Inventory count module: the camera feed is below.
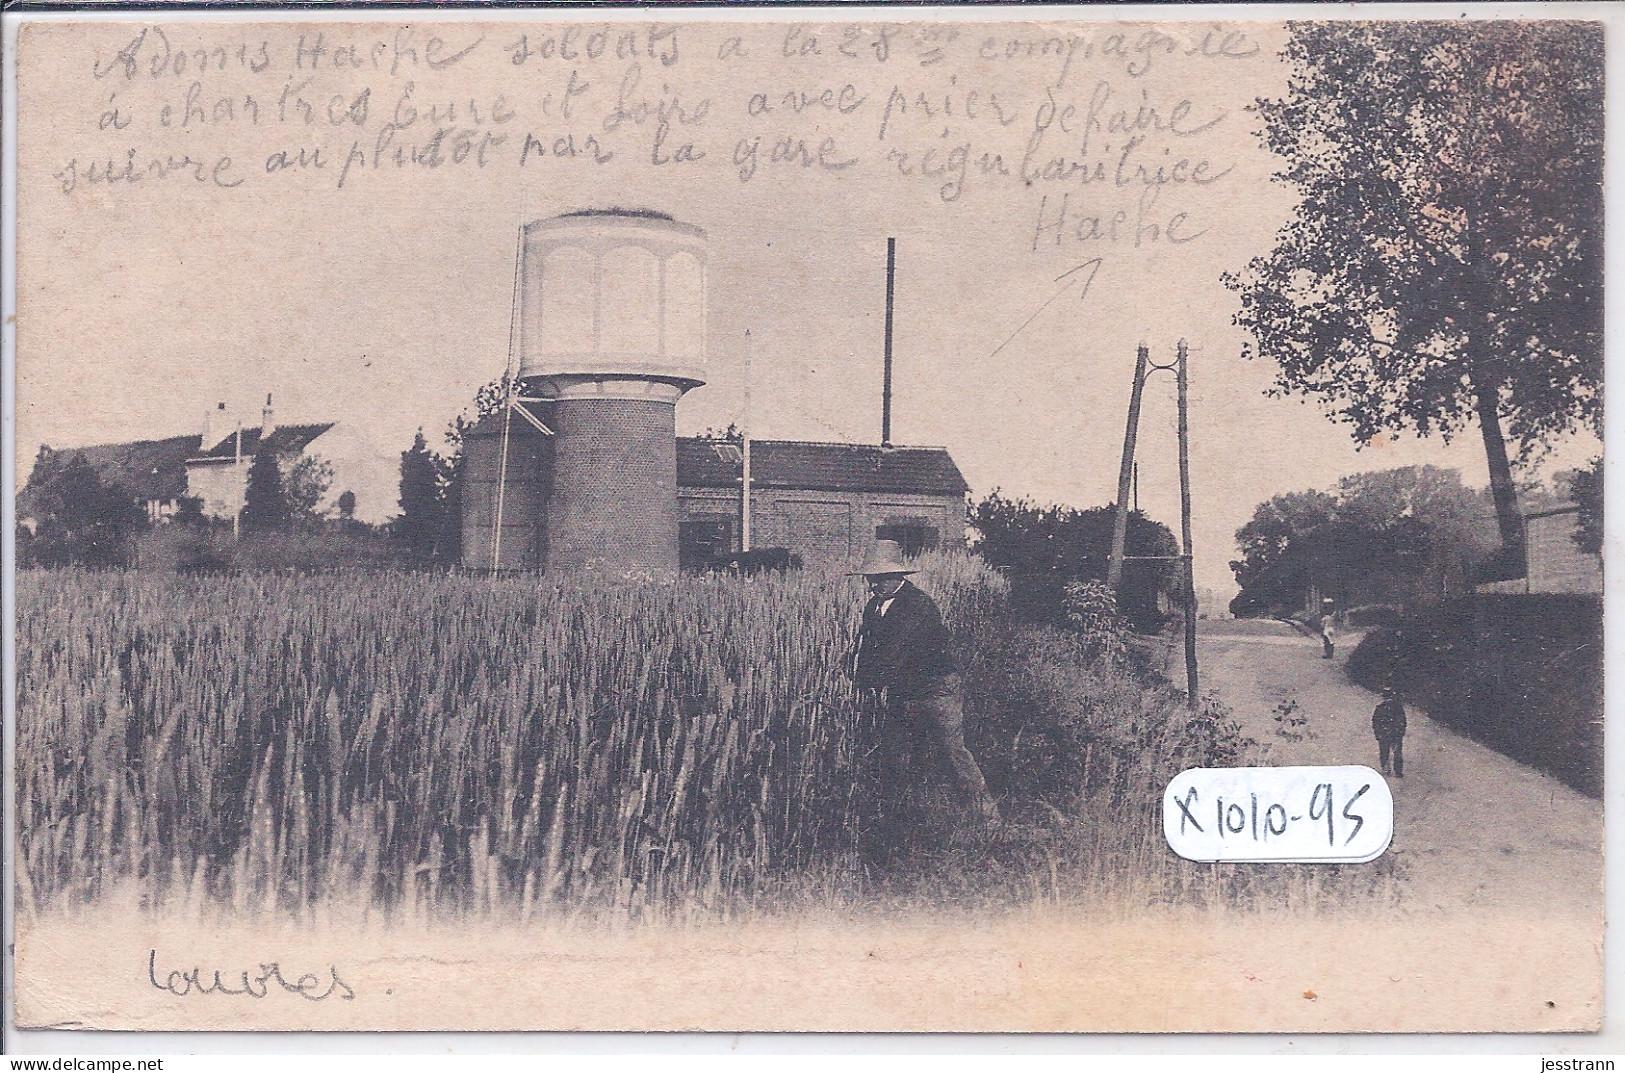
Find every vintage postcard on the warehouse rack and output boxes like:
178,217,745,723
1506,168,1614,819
7,8,1605,1034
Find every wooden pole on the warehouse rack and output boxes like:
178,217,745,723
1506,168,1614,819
742,329,753,552
1177,339,1199,708
1108,344,1150,593
232,423,242,541
882,237,895,447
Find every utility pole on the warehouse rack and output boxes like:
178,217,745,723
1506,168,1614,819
1177,339,1199,708
741,329,753,552
491,223,525,576
882,237,895,447
1108,344,1150,593
232,421,243,541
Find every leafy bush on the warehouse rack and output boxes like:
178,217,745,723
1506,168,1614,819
1343,604,1402,629
1348,596,1602,796
17,451,148,568
970,490,1177,630
133,521,399,574
133,524,237,573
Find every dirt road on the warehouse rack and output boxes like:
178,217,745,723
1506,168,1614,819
1180,618,1603,918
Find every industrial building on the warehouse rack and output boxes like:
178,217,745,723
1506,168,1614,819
461,209,969,575
460,422,968,572
41,209,969,571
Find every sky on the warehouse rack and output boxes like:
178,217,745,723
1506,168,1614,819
13,14,1600,597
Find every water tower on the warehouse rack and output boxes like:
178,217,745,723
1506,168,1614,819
516,210,707,574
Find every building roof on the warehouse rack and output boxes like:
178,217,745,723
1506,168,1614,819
677,437,969,497
189,423,335,463
57,434,203,502
464,417,968,496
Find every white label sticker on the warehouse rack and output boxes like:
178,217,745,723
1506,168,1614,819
1163,766,1393,863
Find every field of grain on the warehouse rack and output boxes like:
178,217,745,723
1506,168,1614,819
14,552,1392,923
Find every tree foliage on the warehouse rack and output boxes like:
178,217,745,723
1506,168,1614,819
18,446,148,567
1567,457,1603,557
280,451,335,522
241,448,289,532
1230,465,1498,615
969,490,1179,630
1226,21,1603,554
394,429,454,564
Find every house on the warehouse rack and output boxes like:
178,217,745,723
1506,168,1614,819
186,421,335,520
46,434,201,523
38,397,401,527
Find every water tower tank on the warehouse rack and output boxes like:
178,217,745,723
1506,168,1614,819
517,210,707,575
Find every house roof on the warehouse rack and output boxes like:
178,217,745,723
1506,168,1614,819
677,437,969,497
57,434,202,502
189,423,334,463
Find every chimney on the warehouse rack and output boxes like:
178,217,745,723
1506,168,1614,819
261,393,274,441
203,401,226,450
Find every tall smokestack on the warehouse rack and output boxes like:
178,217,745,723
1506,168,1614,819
883,237,895,448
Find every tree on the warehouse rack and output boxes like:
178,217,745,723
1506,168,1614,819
443,373,515,457
1567,457,1602,557
970,490,1179,630
395,429,448,564
1231,488,1341,594
336,490,357,521
241,448,289,532
1225,22,1603,563
280,451,334,523
1229,466,1499,615
18,446,148,567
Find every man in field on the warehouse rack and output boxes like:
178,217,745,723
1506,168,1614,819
1372,685,1407,778
851,540,1001,825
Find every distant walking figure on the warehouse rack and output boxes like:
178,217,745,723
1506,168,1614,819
1318,599,1337,659
852,540,1001,825
1372,687,1407,778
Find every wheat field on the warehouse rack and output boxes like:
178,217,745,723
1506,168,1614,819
14,555,1014,921
15,552,1399,924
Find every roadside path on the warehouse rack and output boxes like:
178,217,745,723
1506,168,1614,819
1177,618,1602,917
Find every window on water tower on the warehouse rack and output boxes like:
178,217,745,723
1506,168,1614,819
680,516,734,572
875,519,939,557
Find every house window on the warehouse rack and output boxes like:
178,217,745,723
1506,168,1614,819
680,516,734,572
875,518,939,557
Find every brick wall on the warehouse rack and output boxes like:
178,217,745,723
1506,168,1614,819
548,397,679,574
678,487,963,569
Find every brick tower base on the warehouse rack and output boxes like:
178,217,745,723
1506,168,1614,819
545,391,681,575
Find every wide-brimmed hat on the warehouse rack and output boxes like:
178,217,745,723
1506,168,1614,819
850,539,917,577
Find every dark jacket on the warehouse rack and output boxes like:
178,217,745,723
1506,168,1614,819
853,580,957,696
1372,697,1407,739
